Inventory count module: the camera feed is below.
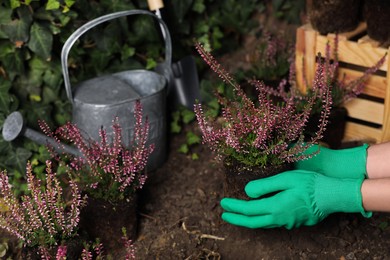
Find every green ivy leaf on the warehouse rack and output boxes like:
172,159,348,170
173,0,193,22
181,109,195,124
65,0,76,8
0,9,12,25
29,55,48,71
42,87,58,104
0,138,13,155
0,78,12,114
192,0,205,14
0,18,30,43
0,42,15,59
24,103,53,128
178,143,189,154
206,98,220,118
29,94,42,102
46,0,60,10
5,148,32,173
170,120,181,134
146,58,157,70
10,0,21,9
2,48,24,79
28,22,53,60
88,49,111,72
191,153,199,160
43,68,62,89
17,5,33,25
186,131,201,145
170,111,182,133
121,45,135,60
103,0,135,12
55,113,68,126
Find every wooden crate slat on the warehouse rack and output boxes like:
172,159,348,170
344,98,384,125
337,68,387,99
358,35,381,48
296,24,390,143
295,25,317,93
315,36,388,71
343,122,382,142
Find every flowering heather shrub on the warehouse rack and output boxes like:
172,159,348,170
39,100,154,202
0,160,85,250
194,43,332,167
292,35,386,113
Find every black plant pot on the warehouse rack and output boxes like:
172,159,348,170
223,157,293,200
364,0,390,45
305,107,348,149
309,0,362,35
79,195,138,254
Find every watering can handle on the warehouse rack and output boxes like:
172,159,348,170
61,10,172,103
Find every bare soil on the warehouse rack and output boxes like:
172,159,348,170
135,122,390,260
2,122,390,259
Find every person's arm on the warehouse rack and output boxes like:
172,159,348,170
366,141,390,179
361,142,390,211
361,178,390,212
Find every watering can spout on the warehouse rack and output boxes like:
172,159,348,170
2,111,81,157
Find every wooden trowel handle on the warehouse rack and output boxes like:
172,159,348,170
147,0,164,11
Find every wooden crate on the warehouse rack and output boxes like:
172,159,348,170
295,23,390,143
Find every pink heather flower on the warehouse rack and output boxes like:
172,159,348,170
81,248,93,260
56,245,67,260
122,237,136,260
291,34,386,111
0,161,85,249
41,100,154,201
93,242,104,257
194,43,332,167
39,246,52,260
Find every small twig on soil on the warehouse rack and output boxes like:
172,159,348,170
168,217,188,229
182,222,225,241
202,248,221,260
183,248,221,260
199,234,225,241
139,212,157,222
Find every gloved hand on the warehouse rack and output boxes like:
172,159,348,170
220,170,371,229
295,144,369,179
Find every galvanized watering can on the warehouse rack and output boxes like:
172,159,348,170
61,10,173,171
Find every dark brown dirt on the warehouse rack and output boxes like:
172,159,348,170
2,122,390,259
134,122,390,259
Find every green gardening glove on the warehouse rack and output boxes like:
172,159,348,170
220,170,371,229
295,144,369,179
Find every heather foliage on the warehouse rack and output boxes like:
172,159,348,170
0,160,85,249
39,101,154,202
194,44,332,167
293,35,386,113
